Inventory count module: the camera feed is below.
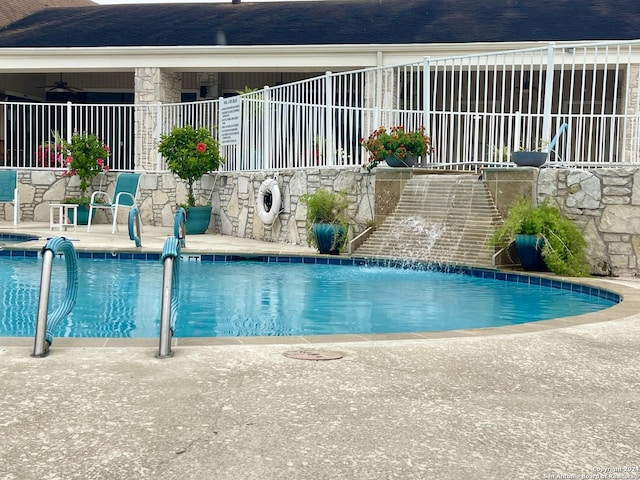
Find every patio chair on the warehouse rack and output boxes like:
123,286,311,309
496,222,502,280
0,170,19,225
87,173,141,234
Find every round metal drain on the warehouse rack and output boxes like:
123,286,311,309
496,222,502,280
283,349,344,361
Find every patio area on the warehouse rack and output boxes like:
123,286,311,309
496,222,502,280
1,309,639,479
1,222,639,478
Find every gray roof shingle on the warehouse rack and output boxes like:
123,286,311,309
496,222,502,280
0,0,94,28
0,0,638,48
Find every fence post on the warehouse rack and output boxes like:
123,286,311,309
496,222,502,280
542,43,556,143
422,56,431,166
156,102,163,170
65,101,73,142
263,86,271,170
324,71,334,166
514,111,522,153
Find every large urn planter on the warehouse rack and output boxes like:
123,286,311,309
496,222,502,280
312,223,346,255
185,205,213,234
514,233,548,271
512,151,548,167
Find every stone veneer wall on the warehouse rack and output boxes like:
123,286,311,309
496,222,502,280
537,168,640,277
485,166,640,277
8,166,640,277
3,167,374,249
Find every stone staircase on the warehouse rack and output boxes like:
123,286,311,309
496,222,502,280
353,174,504,267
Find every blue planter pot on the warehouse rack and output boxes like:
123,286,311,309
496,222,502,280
512,151,548,167
312,223,346,255
385,155,418,167
66,204,89,225
515,234,548,271
185,206,212,234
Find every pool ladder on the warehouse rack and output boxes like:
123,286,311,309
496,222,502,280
157,208,186,358
33,237,79,357
128,207,142,247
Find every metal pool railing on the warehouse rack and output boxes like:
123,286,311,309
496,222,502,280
33,237,78,357
157,235,182,358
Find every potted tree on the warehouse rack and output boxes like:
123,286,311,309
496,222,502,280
158,125,224,234
59,132,111,224
299,188,350,255
489,197,590,276
360,125,431,171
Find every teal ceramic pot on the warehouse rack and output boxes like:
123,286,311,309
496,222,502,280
185,205,212,234
515,233,548,271
312,223,346,255
67,204,89,225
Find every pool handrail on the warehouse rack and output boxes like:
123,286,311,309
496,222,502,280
174,207,186,248
33,237,79,357
128,206,142,247
157,236,181,358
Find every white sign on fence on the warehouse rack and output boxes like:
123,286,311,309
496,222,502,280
218,96,241,146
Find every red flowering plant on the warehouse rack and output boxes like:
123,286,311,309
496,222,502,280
35,141,65,168
158,125,224,207
59,132,110,204
360,125,432,172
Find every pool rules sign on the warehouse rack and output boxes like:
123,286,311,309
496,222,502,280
219,96,241,146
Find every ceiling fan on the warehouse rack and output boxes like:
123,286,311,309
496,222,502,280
40,74,84,94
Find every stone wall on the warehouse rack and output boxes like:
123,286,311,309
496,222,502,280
4,167,374,249
9,166,640,277
537,168,640,277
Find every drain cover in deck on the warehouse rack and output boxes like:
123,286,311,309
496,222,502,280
283,349,343,361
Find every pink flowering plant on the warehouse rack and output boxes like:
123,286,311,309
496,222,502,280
158,125,224,207
360,125,432,172
60,132,111,200
35,142,65,168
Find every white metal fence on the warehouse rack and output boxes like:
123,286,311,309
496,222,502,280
1,101,135,170
3,39,640,172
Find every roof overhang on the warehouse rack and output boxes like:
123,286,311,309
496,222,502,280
0,41,573,73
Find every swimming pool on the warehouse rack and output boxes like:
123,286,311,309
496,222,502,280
0,252,619,339
0,233,40,246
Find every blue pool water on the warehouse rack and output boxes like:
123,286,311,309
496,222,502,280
0,255,618,339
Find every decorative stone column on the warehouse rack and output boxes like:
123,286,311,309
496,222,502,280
364,67,398,134
623,64,640,162
134,67,182,170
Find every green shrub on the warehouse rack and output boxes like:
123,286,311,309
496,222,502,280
299,188,350,251
490,197,590,277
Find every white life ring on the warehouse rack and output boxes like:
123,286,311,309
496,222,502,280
257,178,282,225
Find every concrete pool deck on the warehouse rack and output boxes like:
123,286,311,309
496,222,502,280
1,223,639,479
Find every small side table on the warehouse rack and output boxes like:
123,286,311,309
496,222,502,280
49,203,78,231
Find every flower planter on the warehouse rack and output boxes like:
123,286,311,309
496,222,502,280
384,155,418,167
66,204,89,225
515,233,548,271
512,151,548,167
185,205,212,234
312,223,346,255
